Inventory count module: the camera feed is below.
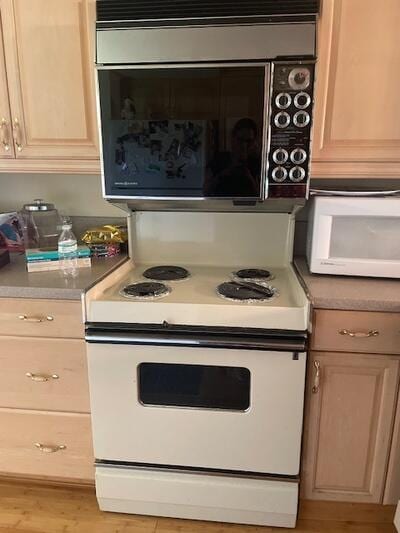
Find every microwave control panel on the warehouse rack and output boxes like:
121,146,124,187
267,61,315,199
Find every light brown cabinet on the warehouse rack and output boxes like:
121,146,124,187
302,350,399,503
311,0,400,178
0,337,90,412
0,0,99,173
0,297,85,338
312,310,400,356
0,297,94,484
302,309,400,504
0,11,14,159
0,409,93,482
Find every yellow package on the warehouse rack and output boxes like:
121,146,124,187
81,225,127,244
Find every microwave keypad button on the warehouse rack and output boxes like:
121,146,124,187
294,92,311,110
289,166,306,182
293,111,310,128
272,148,289,164
290,148,307,164
272,166,288,182
275,92,292,110
274,111,290,129
288,67,311,90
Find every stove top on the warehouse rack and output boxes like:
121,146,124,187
121,282,171,300
217,281,277,302
87,264,309,331
143,265,190,281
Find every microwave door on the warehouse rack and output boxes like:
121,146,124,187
308,198,400,278
97,64,269,201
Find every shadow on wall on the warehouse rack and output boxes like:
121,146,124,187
0,173,123,217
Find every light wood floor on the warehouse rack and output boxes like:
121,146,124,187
0,480,396,533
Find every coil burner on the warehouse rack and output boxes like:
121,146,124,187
233,268,274,282
217,281,278,302
142,266,190,281
120,282,171,300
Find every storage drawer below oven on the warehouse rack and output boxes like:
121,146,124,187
96,466,298,528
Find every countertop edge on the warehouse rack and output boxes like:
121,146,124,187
0,255,129,301
294,257,400,313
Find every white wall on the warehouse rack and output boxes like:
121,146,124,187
0,173,123,217
1,174,399,219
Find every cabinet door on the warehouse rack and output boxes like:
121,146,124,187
312,0,400,178
0,8,14,158
302,351,399,502
0,0,98,162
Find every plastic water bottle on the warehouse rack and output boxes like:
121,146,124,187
58,219,78,277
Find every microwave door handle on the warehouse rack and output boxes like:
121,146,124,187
261,63,272,199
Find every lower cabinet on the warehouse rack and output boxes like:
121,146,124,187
0,336,90,412
0,297,93,484
301,351,400,503
0,409,93,482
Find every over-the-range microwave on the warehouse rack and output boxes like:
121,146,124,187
95,0,319,204
307,196,400,279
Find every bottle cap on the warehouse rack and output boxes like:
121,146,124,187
61,216,72,230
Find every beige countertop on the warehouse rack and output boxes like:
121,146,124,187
295,257,400,313
0,253,128,300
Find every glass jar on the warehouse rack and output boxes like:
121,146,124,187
19,199,62,250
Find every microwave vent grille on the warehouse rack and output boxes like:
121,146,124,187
97,0,320,25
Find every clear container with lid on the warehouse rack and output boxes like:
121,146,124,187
19,199,62,250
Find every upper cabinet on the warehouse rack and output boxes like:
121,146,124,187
0,11,14,159
0,0,99,173
312,0,400,178
1,0,399,177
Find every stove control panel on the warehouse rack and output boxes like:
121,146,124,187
267,62,315,199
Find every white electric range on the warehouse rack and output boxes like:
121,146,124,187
85,211,310,529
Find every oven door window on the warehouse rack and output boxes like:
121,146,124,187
98,67,266,199
138,363,250,411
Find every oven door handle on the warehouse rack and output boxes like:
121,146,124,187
85,329,307,352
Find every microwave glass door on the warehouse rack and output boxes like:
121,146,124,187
98,66,266,199
330,216,400,260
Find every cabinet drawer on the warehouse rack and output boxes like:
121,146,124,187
312,310,400,355
0,298,84,339
0,409,94,482
0,337,90,413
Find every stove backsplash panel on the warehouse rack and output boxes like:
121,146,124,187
130,211,295,267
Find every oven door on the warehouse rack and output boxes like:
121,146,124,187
86,340,306,476
97,64,269,201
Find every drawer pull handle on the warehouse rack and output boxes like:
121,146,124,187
35,443,66,454
339,329,379,339
18,315,54,323
312,360,321,394
26,372,59,382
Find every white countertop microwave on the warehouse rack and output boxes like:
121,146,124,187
307,196,400,279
